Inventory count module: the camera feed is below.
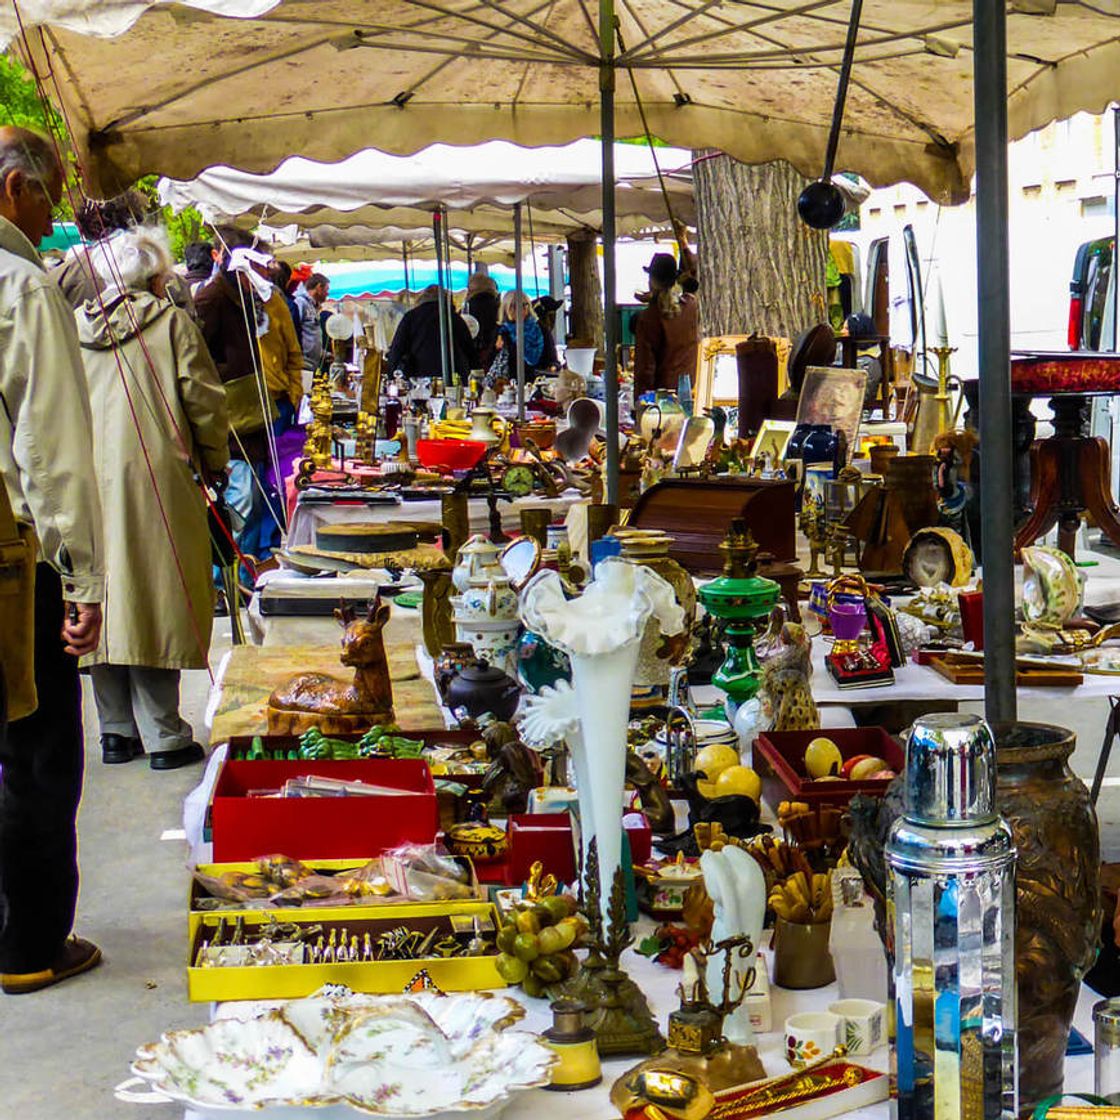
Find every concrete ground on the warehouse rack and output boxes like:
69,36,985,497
3,618,1120,1119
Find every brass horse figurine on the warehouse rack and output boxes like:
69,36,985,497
267,599,395,734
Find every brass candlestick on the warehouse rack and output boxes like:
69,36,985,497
912,345,957,454
560,840,664,1057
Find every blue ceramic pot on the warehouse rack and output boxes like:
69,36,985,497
801,424,839,475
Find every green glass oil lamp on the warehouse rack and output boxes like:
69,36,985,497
696,519,780,706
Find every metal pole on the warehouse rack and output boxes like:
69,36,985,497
514,202,526,421
442,207,457,381
549,243,567,346
1113,104,1119,352
600,0,619,505
402,241,410,295
432,211,451,383
973,0,1016,724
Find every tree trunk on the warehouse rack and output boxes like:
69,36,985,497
693,154,829,340
566,229,604,352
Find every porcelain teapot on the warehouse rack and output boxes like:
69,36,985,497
451,575,521,675
451,534,503,593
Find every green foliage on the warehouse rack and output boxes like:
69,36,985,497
1,54,206,260
0,53,62,134
135,174,207,262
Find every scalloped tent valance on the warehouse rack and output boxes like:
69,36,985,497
9,1,1120,201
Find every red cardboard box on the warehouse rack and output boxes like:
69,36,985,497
211,758,438,861
753,728,903,810
507,813,577,886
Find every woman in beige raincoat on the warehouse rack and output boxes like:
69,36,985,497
75,228,229,770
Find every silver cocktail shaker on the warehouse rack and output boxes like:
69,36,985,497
887,713,1017,1119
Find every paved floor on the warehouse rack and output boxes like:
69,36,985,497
3,617,1120,1119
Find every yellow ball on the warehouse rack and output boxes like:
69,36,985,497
804,737,843,779
694,743,740,781
714,765,762,802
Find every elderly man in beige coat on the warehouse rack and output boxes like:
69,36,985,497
75,227,229,772
0,126,106,995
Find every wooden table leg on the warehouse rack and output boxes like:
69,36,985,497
1080,436,1120,550
1013,439,1062,551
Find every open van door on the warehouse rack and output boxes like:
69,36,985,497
865,225,927,377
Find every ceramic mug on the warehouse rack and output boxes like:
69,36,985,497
784,1011,841,1068
827,998,885,1055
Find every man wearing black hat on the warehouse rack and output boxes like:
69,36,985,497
633,251,699,400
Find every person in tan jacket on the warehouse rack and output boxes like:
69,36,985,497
75,227,229,772
0,126,105,994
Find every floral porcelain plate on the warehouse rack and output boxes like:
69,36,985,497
125,987,553,1118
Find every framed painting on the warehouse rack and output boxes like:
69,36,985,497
796,366,867,461
748,418,797,462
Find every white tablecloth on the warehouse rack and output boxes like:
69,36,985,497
287,493,582,549
179,935,1103,1120
805,641,1120,706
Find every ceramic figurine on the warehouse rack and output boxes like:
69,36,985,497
480,722,540,815
758,622,818,732
520,558,686,922
625,749,676,835
1021,545,1084,624
267,600,394,734
699,845,767,1048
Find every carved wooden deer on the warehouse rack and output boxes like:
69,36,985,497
266,598,395,734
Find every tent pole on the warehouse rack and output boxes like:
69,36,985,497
973,0,1016,724
600,0,619,506
432,211,451,384
466,234,474,276
515,202,526,421
548,243,564,347
443,207,456,381
402,241,410,296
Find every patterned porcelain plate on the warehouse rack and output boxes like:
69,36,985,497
126,987,553,1118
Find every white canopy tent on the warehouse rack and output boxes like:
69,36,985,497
157,140,694,228
8,0,1098,717
11,0,1120,205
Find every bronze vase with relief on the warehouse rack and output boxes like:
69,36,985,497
993,722,1101,1118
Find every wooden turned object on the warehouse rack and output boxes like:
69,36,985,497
1014,393,1120,559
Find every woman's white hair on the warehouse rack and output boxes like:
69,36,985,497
91,225,174,292
500,289,533,322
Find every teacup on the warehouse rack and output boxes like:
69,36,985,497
828,998,885,1055
784,1011,841,1068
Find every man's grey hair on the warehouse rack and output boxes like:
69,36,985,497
0,127,61,187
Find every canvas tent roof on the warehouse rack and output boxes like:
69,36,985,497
11,1,1120,203
157,140,694,228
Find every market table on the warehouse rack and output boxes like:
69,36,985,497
178,930,1103,1120
206,621,443,744
286,491,583,550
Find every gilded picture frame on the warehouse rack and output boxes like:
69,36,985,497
693,335,792,412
